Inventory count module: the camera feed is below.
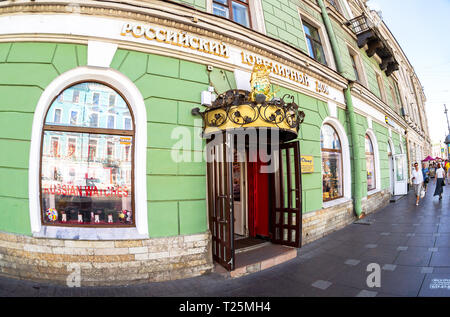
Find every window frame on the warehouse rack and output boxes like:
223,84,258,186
124,117,132,131
302,20,328,66
53,107,63,124
365,134,376,191
39,80,136,228
298,13,336,70
67,136,78,159
321,123,344,202
109,93,116,107
72,90,80,103
107,114,116,129
69,109,79,126
212,0,252,28
375,71,387,103
89,112,99,128
347,45,367,86
92,92,100,106
327,0,343,14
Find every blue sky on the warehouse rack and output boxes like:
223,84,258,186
367,0,450,145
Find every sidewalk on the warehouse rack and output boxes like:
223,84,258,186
0,182,449,297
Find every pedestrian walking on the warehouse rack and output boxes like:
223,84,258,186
429,162,436,178
433,163,446,201
445,160,450,178
411,162,424,206
422,162,429,192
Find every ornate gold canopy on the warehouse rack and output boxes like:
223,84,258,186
193,64,305,142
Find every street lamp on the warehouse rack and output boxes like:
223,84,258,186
445,134,450,160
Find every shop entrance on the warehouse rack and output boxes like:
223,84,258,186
206,132,302,271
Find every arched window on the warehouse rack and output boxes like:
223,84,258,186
321,124,343,201
365,134,376,191
40,82,134,226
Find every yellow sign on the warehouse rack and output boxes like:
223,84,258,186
119,137,132,145
301,155,314,173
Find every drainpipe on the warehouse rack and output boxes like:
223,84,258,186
317,0,363,217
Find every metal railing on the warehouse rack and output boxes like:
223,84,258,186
347,14,371,35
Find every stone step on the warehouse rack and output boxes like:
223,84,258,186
214,244,297,278
235,241,271,254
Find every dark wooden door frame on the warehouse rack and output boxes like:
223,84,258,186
206,132,235,271
271,141,302,248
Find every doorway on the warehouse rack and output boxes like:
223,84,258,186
206,132,302,271
232,148,271,253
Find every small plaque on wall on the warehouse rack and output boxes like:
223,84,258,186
301,155,314,173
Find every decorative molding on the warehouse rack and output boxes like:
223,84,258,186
87,40,118,68
0,1,348,90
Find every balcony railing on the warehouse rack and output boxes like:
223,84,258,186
347,14,399,77
348,14,371,35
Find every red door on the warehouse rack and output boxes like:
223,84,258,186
247,155,270,238
271,141,302,248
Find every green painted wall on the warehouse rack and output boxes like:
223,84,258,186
262,0,308,51
271,84,328,213
373,121,390,191
0,42,236,237
0,42,87,235
171,0,206,10
0,40,403,234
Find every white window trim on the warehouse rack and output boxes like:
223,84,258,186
322,196,352,209
321,117,352,203
206,0,266,34
29,66,148,238
365,129,381,193
92,92,100,106
298,12,337,71
89,111,99,128
107,114,116,129
53,107,63,124
109,93,116,107
123,116,132,130
347,44,368,87
374,70,387,103
340,0,354,19
69,109,79,125
50,135,60,157
88,138,98,160
72,90,80,103
67,136,78,157
387,138,395,156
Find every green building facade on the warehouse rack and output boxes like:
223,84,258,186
0,0,430,285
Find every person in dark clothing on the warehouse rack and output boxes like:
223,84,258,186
434,163,446,200
422,162,429,191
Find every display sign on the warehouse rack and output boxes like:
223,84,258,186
120,22,331,98
121,23,230,58
301,155,314,173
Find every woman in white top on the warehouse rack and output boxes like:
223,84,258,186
411,162,424,206
433,163,445,200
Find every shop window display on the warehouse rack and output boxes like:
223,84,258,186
321,124,343,201
365,134,376,191
41,82,134,226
